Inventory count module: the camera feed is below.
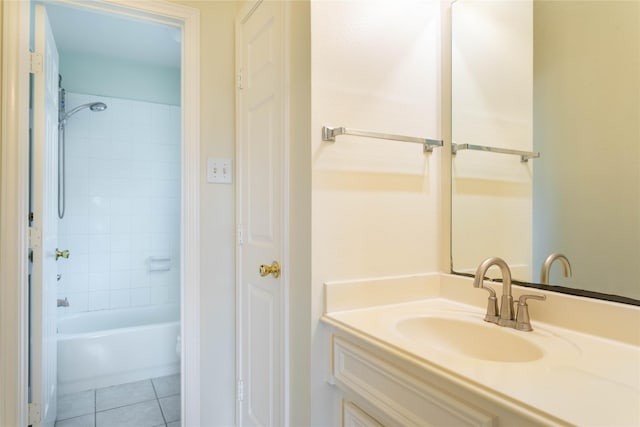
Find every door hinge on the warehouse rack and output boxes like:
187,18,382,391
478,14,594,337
237,224,244,245
237,68,244,90
237,380,244,401
28,227,42,249
29,52,43,74
28,402,41,425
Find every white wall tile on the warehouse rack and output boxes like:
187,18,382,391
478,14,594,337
66,137,91,160
131,288,151,307
66,253,89,274
89,196,111,217
150,179,179,197
89,290,110,311
88,136,111,159
111,141,131,160
109,99,132,126
168,283,180,301
65,178,89,197
89,157,112,180
62,272,89,293
111,197,131,215
66,157,90,181
88,215,110,235
110,270,131,290
110,289,131,309
130,252,148,271
110,159,132,179
64,117,90,140
89,234,110,254
130,197,152,217
66,196,89,216
128,123,151,146
110,215,131,234
149,271,171,287
62,215,89,235
128,101,152,125
66,292,89,313
110,233,131,253
89,110,112,139
150,286,169,305
150,233,172,252
89,178,111,198
89,252,110,273
66,233,89,255
130,160,153,180
131,215,152,233
131,269,150,288
88,273,110,291
110,252,131,271
59,93,181,317
131,234,152,253
150,215,172,233
169,107,181,144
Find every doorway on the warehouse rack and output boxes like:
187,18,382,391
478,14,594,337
0,1,201,426
32,2,183,425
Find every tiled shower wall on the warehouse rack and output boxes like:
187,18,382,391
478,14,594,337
57,92,181,315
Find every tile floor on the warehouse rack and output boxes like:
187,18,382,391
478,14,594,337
55,375,180,427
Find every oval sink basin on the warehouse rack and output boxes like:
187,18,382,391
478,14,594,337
396,316,544,363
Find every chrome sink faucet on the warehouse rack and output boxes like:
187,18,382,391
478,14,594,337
540,253,572,285
473,257,515,327
473,257,546,331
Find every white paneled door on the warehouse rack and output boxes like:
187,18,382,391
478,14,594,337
237,1,285,426
30,5,60,427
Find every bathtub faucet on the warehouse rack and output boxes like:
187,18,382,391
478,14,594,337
57,297,69,307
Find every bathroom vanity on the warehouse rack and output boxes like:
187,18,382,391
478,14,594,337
321,274,640,427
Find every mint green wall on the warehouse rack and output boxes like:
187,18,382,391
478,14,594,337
59,52,180,106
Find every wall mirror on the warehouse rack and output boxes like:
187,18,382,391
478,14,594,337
451,0,639,303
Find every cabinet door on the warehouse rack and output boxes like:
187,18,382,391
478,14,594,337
343,401,384,427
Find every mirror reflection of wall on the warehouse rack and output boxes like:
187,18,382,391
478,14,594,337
533,1,639,300
451,0,640,302
452,0,534,280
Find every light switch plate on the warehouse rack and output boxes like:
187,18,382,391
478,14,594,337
207,158,232,184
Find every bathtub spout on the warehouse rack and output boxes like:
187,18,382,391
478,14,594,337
57,297,69,307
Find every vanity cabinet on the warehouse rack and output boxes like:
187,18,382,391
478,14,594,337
343,401,384,427
329,332,566,427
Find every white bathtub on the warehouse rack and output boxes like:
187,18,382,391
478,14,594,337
57,305,180,395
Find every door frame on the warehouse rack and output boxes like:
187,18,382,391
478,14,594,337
0,1,201,425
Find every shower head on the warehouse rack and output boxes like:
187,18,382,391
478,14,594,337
90,102,107,112
60,101,108,124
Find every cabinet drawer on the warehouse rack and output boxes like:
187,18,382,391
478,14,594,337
343,400,385,427
332,336,496,427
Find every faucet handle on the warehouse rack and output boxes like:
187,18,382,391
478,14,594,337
477,284,499,323
515,294,546,331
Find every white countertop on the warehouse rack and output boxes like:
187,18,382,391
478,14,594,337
322,273,640,426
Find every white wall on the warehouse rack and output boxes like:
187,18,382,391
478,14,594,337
451,0,533,279
59,52,180,106
170,1,238,425
57,92,181,315
310,1,443,425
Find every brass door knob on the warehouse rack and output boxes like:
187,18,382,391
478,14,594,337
259,261,280,278
55,249,70,260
